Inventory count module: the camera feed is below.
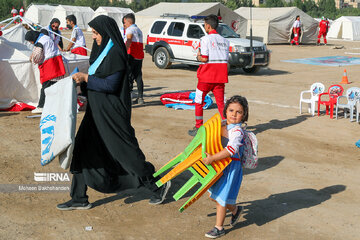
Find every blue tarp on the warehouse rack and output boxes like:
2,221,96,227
282,56,360,66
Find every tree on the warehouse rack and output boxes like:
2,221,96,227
292,0,305,11
265,0,284,7
0,0,25,21
224,0,253,10
318,0,336,19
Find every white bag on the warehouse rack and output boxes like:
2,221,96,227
40,77,77,169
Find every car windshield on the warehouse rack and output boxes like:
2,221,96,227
216,24,239,38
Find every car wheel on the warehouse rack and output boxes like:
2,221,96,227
154,47,172,69
242,66,260,74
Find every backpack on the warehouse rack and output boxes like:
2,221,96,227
241,126,258,169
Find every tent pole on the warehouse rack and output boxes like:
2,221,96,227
62,56,71,74
20,16,91,52
1,17,18,31
0,17,16,25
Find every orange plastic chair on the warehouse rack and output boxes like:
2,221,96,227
317,84,344,119
153,113,232,212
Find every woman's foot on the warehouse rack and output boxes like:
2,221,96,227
230,205,243,227
205,226,225,239
148,181,171,205
31,107,43,114
56,199,92,210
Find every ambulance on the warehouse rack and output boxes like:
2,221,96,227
145,14,270,73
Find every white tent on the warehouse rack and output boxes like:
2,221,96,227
235,7,318,44
91,7,134,30
327,16,360,41
0,25,40,109
25,4,57,27
0,24,89,110
52,5,94,29
136,2,247,41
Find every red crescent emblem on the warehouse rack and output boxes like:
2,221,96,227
231,21,236,30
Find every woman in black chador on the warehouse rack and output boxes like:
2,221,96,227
57,15,170,210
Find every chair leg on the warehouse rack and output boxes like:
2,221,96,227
330,104,334,119
173,174,198,201
311,102,315,116
299,101,302,114
350,106,354,122
318,102,321,116
335,105,339,119
326,105,329,115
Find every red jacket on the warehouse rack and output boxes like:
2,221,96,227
319,20,329,33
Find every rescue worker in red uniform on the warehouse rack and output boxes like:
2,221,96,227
25,30,66,113
188,14,230,136
123,13,145,105
11,7,18,24
19,7,24,17
290,15,301,46
19,6,25,23
317,17,330,45
11,7,18,18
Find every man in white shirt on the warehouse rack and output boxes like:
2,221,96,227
188,14,229,136
123,13,145,105
64,15,87,56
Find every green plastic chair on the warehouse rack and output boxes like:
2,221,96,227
153,126,207,182
153,114,232,212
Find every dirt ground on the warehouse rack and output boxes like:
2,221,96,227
1,34,360,240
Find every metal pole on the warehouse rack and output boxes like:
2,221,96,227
1,17,17,31
250,3,253,51
0,17,16,25
20,16,91,52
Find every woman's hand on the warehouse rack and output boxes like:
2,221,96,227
202,152,213,165
73,72,88,84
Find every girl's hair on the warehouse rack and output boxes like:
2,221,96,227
223,95,249,122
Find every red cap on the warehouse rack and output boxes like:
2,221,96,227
0,31,3,37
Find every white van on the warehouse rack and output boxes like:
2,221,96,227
145,14,270,73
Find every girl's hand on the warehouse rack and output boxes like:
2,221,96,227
73,72,88,84
202,152,213,165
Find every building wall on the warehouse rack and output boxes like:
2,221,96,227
343,0,360,8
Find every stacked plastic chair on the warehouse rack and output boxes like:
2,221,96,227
336,87,360,121
299,82,325,116
153,113,232,212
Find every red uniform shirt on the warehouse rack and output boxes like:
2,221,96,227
197,30,229,83
319,20,329,34
125,24,144,60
